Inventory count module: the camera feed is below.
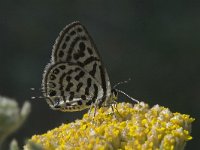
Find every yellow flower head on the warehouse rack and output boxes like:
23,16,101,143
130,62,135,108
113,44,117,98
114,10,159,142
24,102,194,150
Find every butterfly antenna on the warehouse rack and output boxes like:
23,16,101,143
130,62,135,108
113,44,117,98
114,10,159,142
115,89,139,103
30,87,44,91
113,78,131,89
30,87,44,100
31,96,45,99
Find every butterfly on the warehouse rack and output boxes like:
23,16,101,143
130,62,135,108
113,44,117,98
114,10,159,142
42,21,138,112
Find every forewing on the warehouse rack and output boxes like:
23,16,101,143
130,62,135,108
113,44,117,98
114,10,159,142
42,62,104,111
51,21,111,105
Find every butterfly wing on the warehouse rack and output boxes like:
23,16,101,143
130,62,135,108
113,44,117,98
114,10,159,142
42,62,104,111
43,21,111,111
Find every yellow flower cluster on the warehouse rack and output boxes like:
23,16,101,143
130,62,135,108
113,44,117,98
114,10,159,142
24,102,194,150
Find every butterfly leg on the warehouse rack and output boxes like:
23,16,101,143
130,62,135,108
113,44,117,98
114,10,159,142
87,103,94,116
93,104,98,118
108,101,122,118
110,105,117,118
114,102,122,117
87,102,98,118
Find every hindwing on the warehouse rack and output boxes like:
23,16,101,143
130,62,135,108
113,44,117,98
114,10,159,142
43,21,112,111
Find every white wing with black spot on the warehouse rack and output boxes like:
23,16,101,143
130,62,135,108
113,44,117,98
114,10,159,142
42,21,111,111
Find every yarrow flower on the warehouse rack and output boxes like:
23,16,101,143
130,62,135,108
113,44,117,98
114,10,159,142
24,102,194,150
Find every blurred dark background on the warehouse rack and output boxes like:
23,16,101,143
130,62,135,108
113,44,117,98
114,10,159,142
0,0,199,149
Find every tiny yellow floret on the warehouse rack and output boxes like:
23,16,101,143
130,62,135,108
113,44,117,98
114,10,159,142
24,102,194,150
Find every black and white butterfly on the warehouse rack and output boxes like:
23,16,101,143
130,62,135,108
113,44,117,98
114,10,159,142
42,21,138,112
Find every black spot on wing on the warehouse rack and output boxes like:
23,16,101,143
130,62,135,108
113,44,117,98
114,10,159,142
50,74,56,80
76,82,83,92
72,41,86,60
70,30,76,36
65,36,70,42
92,84,98,101
49,90,56,96
73,51,85,60
69,92,74,101
77,27,82,32
74,67,81,72
59,65,66,70
62,43,66,49
87,78,92,87
67,69,73,74
66,49,72,61
85,87,89,96
65,82,73,91
67,36,87,62
74,71,85,81
53,68,60,74
81,95,86,100
85,78,92,96
87,47,93,55
66,76,71,82
83,56,99,66
65,103,71,106
79,42,85,51
89,63,97,77
58,50,64,58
